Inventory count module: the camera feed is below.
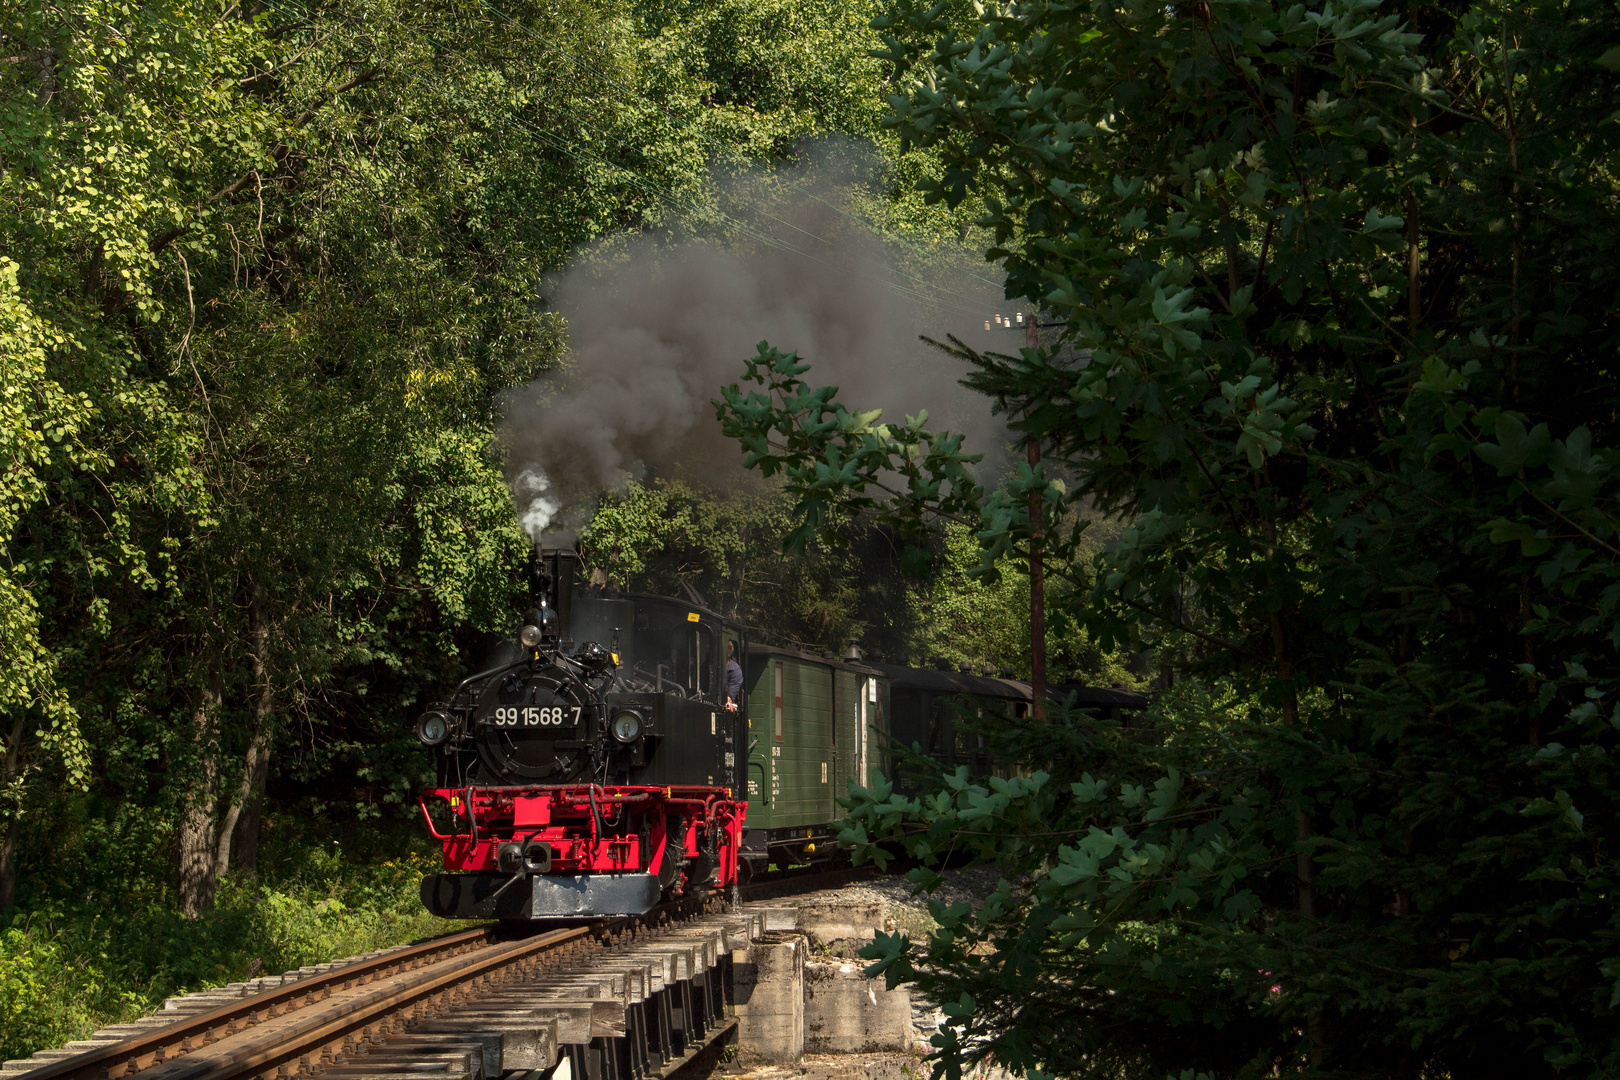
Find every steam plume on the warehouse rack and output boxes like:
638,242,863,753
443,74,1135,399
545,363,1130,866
500,149,1011,541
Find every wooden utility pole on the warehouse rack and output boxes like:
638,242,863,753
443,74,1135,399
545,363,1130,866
1026,309,1046,719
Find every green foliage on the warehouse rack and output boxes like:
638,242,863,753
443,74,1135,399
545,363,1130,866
581,479,1139,682
1,0,919,898
909,522,1140,686
581,476,917,655
0,845,451,1062
0,261,92,806
720,0,1620,1076
842,685,1276,1078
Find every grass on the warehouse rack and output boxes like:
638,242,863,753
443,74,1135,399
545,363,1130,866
0,821,459,1062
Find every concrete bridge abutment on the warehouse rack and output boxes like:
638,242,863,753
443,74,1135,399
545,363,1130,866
730,903,917,1073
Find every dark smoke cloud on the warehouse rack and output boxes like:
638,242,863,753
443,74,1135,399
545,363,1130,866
499,152,1014,540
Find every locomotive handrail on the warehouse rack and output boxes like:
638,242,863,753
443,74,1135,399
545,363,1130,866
457,783,724,799
586,784,604,840
448,658,527,706
417,792,466,840
552,790,652,803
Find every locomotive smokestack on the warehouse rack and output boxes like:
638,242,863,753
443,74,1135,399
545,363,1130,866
534,548,580,642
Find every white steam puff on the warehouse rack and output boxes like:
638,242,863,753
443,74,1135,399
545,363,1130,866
501,148,1012,541
514,468,561,541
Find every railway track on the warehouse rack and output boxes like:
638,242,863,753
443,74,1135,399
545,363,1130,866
5,867,880,1080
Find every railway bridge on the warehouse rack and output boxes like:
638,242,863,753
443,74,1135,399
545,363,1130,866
2,873,926,1080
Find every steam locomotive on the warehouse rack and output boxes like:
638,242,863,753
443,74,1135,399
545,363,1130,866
415,549,1147,920
415,550,747,919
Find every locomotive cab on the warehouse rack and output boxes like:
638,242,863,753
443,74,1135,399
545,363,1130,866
572,592,743,790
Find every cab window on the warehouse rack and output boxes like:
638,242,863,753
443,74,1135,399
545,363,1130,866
623,602,717,701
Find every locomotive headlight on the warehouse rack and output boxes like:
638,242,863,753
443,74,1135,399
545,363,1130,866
519,624,543,648
416,711,450,746
610,709,643,743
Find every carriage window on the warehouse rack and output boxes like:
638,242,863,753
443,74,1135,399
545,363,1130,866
928,697,946,755
773,663,784,742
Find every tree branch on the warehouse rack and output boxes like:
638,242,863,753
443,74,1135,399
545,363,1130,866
148,67,384,258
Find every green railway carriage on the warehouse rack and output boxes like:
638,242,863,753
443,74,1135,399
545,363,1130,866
740,645,889,871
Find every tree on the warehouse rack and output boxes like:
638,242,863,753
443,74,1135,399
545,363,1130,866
717,0,1620,1075
0,0,265,913
0,261,94,914
2,0,961,919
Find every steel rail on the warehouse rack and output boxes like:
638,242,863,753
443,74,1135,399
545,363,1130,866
18,926,500,1080
132,925,596,1080
23,866,883,1080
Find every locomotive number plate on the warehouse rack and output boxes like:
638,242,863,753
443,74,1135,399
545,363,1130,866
490,705,580,727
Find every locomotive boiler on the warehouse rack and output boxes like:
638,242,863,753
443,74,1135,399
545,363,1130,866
415,550,747,919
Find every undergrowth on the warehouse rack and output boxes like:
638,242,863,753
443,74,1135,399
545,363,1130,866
0,819,456,1062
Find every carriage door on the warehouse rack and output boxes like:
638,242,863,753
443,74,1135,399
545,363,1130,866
723,629,744,791
771,661,784,808
828,671,837,820
722,630,742,710
859,677,875,786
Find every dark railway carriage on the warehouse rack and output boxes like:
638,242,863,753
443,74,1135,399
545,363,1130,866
872,664,1032,792
1048,681,1151,725
739,646,889,873
876,666,1150,794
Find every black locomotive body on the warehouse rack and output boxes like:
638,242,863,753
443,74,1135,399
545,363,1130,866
415,551,747,919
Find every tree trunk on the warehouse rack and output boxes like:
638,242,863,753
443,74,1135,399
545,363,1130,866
231,730,272,877
179,672,222,919
1025,311,1046,719
217,585,273,878
0,816,18,916
216,722,270,879
1,715,28,915
1267,583,1326,1066
214,728,269,879
34,46,56,107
